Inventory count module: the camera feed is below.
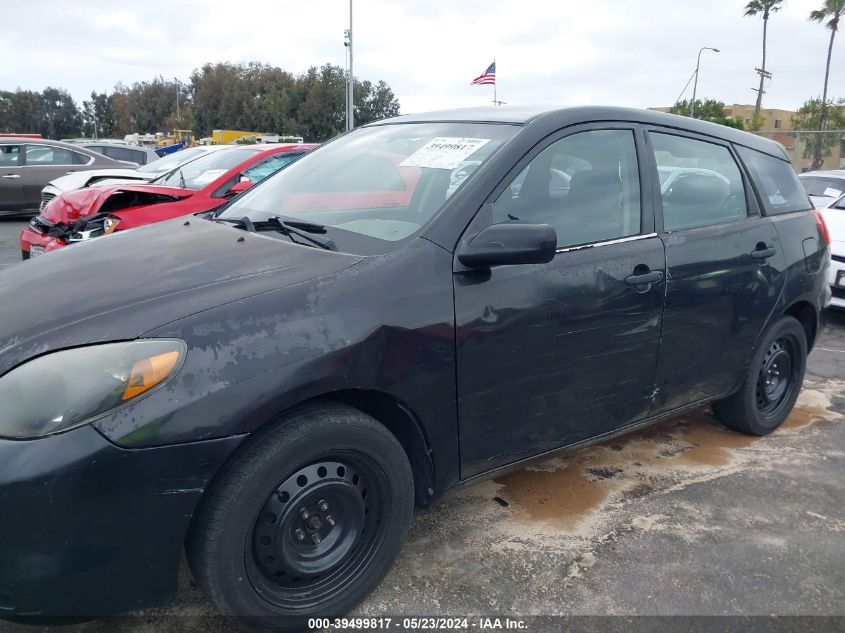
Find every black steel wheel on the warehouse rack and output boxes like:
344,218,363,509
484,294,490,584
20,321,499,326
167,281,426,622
713,316,807,435
187,403,414,631
247,456,387,609
755,338,795,416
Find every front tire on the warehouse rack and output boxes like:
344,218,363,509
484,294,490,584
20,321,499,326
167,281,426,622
713,316,807,435
187,403,414,631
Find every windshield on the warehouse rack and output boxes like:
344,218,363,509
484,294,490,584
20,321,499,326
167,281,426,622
218,122,517,254
800,176,845,199
156,147,260,189
137,146,207,173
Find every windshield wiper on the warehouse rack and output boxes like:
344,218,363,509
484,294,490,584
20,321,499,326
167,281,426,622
178,170,186,189
215,217,336,251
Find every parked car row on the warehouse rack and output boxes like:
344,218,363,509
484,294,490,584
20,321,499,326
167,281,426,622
39,144,231,208
0,106,832,630
21,143,315,258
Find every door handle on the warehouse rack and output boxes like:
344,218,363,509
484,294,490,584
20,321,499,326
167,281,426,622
751,247,776,260
625,270,663,286
2,174,20,179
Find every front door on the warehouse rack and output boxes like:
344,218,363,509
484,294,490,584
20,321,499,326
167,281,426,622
0,144,24,212
454,126,666,479
644,129,787,413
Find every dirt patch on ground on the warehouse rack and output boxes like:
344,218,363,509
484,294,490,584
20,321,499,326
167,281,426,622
781,405,830,430
492,391,840,533
495,460,614,531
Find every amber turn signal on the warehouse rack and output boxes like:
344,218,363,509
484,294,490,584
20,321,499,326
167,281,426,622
122,350,181,400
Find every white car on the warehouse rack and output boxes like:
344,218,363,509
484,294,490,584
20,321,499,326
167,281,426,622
798,170,845,210
39,145,230,211
821,196,845,309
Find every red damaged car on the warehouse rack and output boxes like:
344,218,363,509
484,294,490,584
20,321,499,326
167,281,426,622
20,143,316,259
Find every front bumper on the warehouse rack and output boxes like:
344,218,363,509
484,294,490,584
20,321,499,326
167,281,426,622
0,424,242,616
19,225,64,258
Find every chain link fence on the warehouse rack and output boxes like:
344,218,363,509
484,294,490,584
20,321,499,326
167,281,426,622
753,130,845,173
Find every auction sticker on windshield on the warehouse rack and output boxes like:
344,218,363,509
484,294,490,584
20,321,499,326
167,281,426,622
400,137,490,170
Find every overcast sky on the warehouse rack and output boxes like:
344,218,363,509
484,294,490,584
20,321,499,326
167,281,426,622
4,0,841,115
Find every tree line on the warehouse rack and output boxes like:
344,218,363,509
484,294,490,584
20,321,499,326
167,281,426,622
0,62,400,142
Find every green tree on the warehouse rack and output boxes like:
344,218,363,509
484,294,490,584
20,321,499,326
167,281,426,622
40,87,82,139
744,0,783,120
792,96,845,166
4,90,44,135
809,0,845,168
356,80,400,125
670,99,745,129
82,91,118,138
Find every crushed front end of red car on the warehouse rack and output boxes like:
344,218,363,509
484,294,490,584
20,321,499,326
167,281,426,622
20,186,191,259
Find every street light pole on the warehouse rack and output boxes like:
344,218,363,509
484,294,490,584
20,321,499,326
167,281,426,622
690,47,720,118
345,0,354,132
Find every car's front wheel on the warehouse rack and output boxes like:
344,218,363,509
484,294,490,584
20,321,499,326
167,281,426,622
187,403,414,631
713,315,808,435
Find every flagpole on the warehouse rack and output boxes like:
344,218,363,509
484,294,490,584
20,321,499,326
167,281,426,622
493,58,497,106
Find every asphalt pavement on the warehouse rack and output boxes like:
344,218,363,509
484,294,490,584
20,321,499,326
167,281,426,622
0,216,843,632
0,218,26,268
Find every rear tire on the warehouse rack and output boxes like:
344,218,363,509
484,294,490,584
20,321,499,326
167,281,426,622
713,316,807,435
186,402,414,631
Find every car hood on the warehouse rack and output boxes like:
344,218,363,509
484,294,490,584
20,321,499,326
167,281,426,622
0,218,362,375
42,184,195,224
48,169,149,193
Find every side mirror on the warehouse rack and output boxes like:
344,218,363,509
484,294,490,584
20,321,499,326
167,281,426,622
457,223,557,268
226,179,253,197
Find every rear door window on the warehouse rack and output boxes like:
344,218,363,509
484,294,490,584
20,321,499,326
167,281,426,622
737,146,812,215
25,145,89,166
100,146,145,164
650,133,748,231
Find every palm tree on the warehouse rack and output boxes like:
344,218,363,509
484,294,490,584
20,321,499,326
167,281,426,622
809,0,845,168
744,0,783,123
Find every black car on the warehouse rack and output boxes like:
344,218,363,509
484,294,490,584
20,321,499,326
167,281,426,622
0,106,831,629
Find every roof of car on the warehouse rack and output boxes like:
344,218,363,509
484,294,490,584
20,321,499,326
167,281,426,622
0,137,103,151
367,105,789,160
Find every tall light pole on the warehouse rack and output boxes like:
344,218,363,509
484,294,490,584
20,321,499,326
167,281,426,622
690,46,720,118
175,78,181,125
344,0,354,132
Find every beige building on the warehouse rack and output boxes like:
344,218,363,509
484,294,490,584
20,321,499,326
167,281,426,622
722,104,795,131
650,103,844,172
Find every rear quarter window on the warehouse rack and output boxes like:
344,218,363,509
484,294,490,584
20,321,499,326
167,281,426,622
736,146,812,215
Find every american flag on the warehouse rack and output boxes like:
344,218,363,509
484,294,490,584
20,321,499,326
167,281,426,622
471,62,496,86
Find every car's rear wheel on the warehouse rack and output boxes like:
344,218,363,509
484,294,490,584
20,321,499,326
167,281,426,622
186,403,414,631
713,316,807,435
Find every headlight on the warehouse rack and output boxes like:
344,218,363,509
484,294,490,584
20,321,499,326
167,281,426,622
103,216,121,235
0,340,185,439
66,215,121,242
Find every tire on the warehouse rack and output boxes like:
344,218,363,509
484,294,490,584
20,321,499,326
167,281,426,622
186,402,414,631
713,316,807,435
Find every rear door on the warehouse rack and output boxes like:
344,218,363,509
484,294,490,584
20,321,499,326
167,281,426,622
644,128,787,413
454,124,667,478
23,145,92,209
0,144,24,211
